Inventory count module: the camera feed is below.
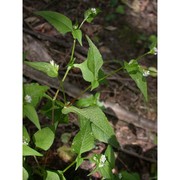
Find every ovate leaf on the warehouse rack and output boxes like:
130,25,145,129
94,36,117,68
23,104,41,130
124,60,148,101
57,171,66,180
76,93,103,108
62,106,119,148
72,29,82,46
23,83,49,107
35,11,73,34
23,144,42,156
74,36,103,90
105,145,115,169
120,171,140,180
86,36,103,85
75,156,84,170
74,60,94,83
72,121,94,155
23,126,30,144
24,61,59,78
90,154,114,179
98,160,114,180
46,171,60,180
33,127,55,150
23,167,29,180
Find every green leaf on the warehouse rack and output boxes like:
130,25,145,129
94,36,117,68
75,156,84,170
33,127,55,150
25,61,59,78
124,60,148,101
72,29,82,46
46,170,60,180
76,93,103,108
90,154,114,179
23,126,30,144
72,121,94,155
62,106,119,148
74,60,94,82
57,171,66,180
86,36,103,84
35,11,73,34
23,144,43,156
120,171,140,180
105,145,115,169
98,160,114,180
23,167,29,180
23,83,49,107
23,104,41,130
74,36,103,90
149,35,157,49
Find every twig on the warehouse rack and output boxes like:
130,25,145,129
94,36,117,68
118,147,157,163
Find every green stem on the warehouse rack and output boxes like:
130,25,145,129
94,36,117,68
51,39,77,122
62,160,76,173
62,39,76,82
79,18,87,29
136,51,150,61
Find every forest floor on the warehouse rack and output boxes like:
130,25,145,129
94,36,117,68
23,0,157,179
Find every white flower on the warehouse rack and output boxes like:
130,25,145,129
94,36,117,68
91,8,97,14
23,138,28,145
153,47,157,55
24,95,32,103
143,70,150,77
99,154,106,167
50,60,55,66
118,173,122,179
50,60,59,71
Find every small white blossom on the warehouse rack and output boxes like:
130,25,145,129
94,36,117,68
50,60,55,66
91,8,97,14
23,138,28,145
143,70,150,77
24,95,32,103
153,47,157,55
99,154,106,167
50,60,59,71
118,173,122,179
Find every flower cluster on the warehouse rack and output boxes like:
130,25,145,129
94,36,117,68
24,95,32,103
143,69,150,77
50,60,59,71
99,154,106,167
153,47,157,55
90,8,97,14
23,137,29,145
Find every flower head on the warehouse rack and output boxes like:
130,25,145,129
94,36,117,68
91,8,97,14
143,70,150,77
99,154,106,167
50,60,59,71
24,95,32,103
23,137,28,145
153,47,157,55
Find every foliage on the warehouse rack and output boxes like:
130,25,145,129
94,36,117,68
23,7,157,179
